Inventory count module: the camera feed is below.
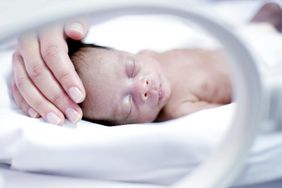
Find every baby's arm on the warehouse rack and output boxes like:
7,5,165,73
174,49,231,118
175,101,221,117
157,98,222,121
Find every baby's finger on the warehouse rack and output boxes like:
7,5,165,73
13,52,64,125
64,19,90,40
39,25,86,104
11,80,39,118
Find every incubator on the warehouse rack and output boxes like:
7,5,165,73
0,0,281,188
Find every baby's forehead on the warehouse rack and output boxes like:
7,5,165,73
78,48,132,120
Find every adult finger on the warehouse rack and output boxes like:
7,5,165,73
18,32,82,123
11,79,40,118
39,24,86,103
13,52,64,125
64,19,90,40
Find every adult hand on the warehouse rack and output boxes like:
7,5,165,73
11,20,89,125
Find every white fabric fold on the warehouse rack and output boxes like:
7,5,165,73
0,102,232,185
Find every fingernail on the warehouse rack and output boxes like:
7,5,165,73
66,108,81,124
28,108,38,118
69,87,83,103
46,112,61,125
70,22,84,36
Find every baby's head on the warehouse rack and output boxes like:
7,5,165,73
68,39,171,125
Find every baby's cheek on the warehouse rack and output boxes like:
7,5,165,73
80,99,104,120
80,101,94,120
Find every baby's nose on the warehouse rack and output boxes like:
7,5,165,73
135,77,151,102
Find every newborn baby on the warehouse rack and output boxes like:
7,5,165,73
68,39,232,125
10,2,282,125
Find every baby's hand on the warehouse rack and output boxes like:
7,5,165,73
11,20,89,125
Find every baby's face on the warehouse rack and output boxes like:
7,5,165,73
78,48,171,125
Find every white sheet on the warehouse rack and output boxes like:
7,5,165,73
0,49,232,185
2,1,282,187
0,164,165,188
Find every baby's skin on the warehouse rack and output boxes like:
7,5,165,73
152,49,231,122
70,43,232,125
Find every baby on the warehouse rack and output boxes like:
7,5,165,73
68,39,232,125
67,2,282,126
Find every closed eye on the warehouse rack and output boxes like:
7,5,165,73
128,59,136,78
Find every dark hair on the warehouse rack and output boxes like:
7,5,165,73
67,38,110,58
67,39,117,126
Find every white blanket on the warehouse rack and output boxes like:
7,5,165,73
0,49,232,185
